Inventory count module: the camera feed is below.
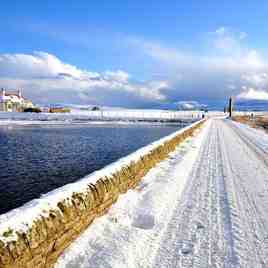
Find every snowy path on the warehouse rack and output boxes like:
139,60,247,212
56,119,268,268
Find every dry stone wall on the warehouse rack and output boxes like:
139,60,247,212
0,120,205,268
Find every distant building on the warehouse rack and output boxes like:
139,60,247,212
0,88,34,112
91,106,100,111
49,107,71,113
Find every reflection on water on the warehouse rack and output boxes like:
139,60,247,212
0,123,181,214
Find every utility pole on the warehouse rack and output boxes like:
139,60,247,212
228,97,233,118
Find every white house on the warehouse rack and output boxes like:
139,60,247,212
0,88,34,112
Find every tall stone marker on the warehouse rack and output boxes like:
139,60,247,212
228,97,233,117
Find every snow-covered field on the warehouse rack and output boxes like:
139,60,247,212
56,118,268,268
0,110,219,126
234,111,268,116
0,110,267,127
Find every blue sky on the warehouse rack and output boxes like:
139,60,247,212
1,1,268,108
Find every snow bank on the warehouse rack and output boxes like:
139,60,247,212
0,110,224,127
0,110,201,122
0,119,205,268
56,120,210,268
233,111,268,116
230,120,268,152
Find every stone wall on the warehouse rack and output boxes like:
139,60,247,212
0,120,205,268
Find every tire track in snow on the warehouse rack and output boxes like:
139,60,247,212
55,119,268,268
226,120,268,167
218,120,268,267
152,120,236,268
152,118,268,268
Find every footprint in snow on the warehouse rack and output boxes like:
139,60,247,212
181,242,194,255
196,222,205,230
132,213,155,230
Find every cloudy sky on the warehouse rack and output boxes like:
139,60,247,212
1,1,268,108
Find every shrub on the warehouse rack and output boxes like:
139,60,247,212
23,107,42,113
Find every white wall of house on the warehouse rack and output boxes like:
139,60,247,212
0,89,33,112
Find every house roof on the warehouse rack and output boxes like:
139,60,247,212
0,94,25,103
5,93,25,99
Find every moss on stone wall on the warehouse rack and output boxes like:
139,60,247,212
0,120,204,268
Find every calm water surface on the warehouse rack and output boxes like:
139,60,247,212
0,124,181,214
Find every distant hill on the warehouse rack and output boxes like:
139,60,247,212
36,99,268,113
234,99,268,111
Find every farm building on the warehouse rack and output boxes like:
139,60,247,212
0,88,34,112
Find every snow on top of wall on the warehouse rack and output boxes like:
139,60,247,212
0,119,204,243
55,119,210,268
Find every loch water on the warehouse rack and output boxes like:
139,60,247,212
0,123,184,214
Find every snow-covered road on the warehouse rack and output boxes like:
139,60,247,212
56,118,268,268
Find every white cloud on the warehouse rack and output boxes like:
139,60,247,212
0,52,89,79
215,27,227,35
213,27,240,53
241,73,268,87
104,70,130,83
126,28,268,102
237,88,268,100
0,52,168,107
176,101,206,110
1,27,268,108
239,32,247,40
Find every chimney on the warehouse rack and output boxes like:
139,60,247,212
18,89,22,98
1,88,5,97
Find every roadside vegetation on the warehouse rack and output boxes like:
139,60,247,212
23,107,42,113
232,115,268,132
